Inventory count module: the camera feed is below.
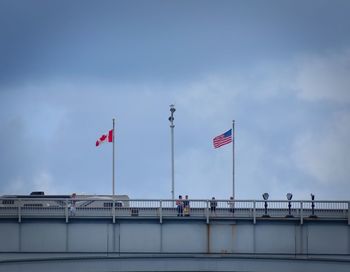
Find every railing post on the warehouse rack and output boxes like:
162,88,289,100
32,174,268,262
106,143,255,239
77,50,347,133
300,201,303,225
206,200,209,224
65,199,69,223
159,200,162,224
112,198,116,224
348,202,350,225
253,201,256,224
18,199,21,223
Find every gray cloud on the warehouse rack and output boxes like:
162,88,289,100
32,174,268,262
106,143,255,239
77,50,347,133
1,0,350,87
293,111,350,186
295,50,350,103
1,1,350,200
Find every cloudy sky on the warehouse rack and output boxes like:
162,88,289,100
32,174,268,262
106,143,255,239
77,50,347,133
0,0,349,200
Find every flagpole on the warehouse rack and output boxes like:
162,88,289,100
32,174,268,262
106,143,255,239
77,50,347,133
112,118,115,197
232,120,235,199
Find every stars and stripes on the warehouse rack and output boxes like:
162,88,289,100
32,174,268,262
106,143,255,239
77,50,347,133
213,129,232,148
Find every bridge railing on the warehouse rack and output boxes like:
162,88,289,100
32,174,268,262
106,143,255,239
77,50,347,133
0,197,349,223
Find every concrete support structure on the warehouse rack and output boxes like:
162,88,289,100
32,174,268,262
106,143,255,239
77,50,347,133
1,197,349,271
0,217,350,271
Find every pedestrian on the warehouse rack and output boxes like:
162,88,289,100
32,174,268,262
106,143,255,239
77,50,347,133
228,196,235,214
69,193,77,216
210,197,217,214
176,195,183,216
184,195,190,216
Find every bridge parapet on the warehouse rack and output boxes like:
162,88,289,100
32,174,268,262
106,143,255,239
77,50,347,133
0,197,349,224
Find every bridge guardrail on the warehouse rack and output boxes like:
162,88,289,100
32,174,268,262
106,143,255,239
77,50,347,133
0,197,349,224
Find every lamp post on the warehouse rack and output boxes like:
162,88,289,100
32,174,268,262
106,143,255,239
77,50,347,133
286,193,293,218
169,104,176,203
262,193,270,218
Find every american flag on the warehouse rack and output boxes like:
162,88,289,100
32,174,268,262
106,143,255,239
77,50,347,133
213,129,232,148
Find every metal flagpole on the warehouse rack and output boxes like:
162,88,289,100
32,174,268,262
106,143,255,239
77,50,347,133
112,118,115,197
232,120,235,199
169,105,176,202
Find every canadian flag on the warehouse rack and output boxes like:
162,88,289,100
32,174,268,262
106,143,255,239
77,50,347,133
96,129,113,147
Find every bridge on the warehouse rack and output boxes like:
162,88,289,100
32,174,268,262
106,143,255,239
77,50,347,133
1,197,350,271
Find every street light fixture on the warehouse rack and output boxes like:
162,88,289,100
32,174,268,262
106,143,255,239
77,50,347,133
262,193,270,217
169,105,176,123
286,193,293,218
169,104,176,203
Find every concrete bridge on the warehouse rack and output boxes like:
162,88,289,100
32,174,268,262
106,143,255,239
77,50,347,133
1,197,350,271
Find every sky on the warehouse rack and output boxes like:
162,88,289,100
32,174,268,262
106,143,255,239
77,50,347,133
0,0,350,200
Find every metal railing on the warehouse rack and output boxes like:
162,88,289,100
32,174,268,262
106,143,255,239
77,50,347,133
0,197,349,224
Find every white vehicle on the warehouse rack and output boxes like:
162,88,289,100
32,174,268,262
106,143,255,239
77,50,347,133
0,192,70,208
74,195,130,208
0,192,130,208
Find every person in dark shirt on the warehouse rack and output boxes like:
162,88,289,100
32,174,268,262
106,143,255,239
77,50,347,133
210,197,217,214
